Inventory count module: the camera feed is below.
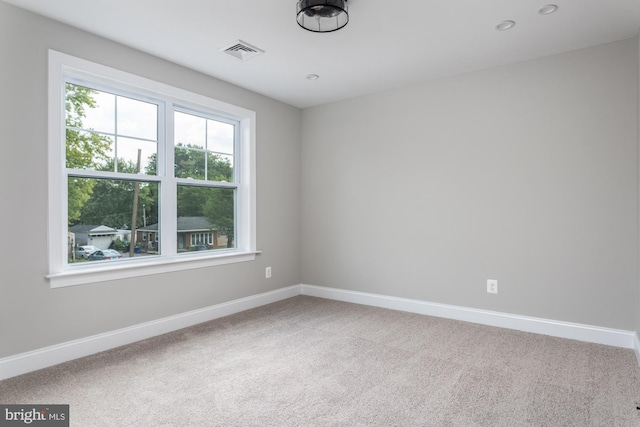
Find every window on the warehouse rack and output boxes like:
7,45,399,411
48,51,257,287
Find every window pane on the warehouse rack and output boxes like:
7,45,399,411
65,130,114,170
175,111,205,149
206,119,234,155
207,153,233,182
116,137,157,175
177,185,235,252
175,146,206,179
66,83,115,134
68,177,159,263
117,96,158,140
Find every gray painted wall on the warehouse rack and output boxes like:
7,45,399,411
0,2,301,358
301,38,638,330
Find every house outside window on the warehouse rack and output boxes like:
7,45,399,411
47,51,257,287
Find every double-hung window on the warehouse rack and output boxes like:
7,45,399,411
48,51,257,287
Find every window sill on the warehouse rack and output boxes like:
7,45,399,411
47,251,260,288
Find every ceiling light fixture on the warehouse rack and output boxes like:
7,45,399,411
306,74,320,80
538,4,558,15
297,0,349,33
495,20,515,31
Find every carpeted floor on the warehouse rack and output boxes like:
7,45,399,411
1,296,640,426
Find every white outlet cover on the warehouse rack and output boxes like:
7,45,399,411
487,279,498,294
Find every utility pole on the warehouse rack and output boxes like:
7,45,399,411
129,149,141,258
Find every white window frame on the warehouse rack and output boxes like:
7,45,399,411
47,50,257,288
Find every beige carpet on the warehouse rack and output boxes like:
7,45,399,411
1,296,640,426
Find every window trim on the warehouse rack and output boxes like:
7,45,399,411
47,50,257,288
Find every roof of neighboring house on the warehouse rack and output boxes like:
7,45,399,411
138,216,216,232
69,224,117,234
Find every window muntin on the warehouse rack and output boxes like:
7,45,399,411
174,110,235,182
48,50,256,286
65,80,162,265
65,83,159,175
64,85,240,260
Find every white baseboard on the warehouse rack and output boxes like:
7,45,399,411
0,285,300,381
300,284,639,350
2,283,639,380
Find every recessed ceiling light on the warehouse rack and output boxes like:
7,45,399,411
538,4,558,15
306,74,320,80
495,20,515,31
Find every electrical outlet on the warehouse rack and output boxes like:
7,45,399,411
487,279,498,294
265,267,272,279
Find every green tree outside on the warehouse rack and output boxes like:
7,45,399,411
77,159,158,229
65,83,111,224
66,85,235,247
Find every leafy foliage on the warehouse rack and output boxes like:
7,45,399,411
65,83,111,224
203,188,235,247
112,237,128,252
147,143,232,181
76,159,157,229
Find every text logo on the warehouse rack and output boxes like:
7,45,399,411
0,405,68,427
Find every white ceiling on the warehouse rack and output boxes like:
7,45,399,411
4,0,640,108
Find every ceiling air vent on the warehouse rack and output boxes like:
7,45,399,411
219,40,264,61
